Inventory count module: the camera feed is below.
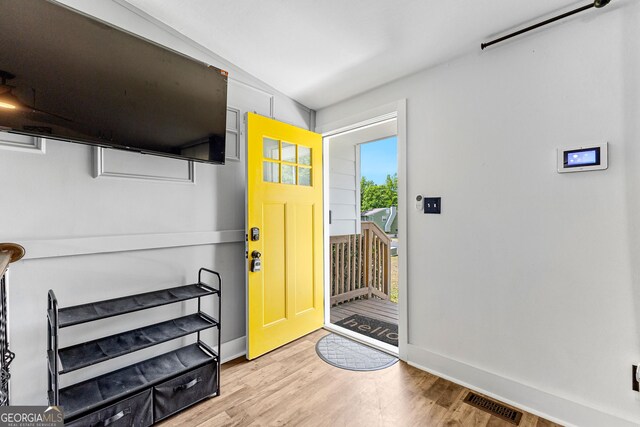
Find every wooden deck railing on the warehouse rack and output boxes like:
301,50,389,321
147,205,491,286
330,221,391,305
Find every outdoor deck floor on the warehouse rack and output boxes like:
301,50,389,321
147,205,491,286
330,297,398,326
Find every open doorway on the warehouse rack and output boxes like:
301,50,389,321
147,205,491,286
324,117,399,353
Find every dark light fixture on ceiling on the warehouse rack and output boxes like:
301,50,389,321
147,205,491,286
0,71,23,110
481,0,612,50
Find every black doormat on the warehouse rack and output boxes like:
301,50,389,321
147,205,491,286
334,314,398,346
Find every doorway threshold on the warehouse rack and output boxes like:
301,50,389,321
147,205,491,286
323,323,398,357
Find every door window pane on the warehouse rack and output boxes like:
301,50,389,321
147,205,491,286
282,142,296,163
299,167,311,186
282,165,296,185
298,146,311,166
263,138,279,160
263,161,279,183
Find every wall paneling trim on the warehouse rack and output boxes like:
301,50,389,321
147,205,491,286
226,107,241,161
0,133,46,154
19,230,245,260
93,147,196,183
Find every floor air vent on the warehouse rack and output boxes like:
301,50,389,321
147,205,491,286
463,392,523,425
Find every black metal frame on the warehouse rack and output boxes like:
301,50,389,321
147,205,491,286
0,274,15,406
47,268,222,419
197,267,222,396
47,290,59,406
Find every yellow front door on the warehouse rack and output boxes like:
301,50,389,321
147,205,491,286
246,113,324,359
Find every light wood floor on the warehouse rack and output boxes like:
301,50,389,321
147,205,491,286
159,330,561,427
330,298,399,325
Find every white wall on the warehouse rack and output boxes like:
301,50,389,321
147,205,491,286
317,2,640,426
0,0,312,405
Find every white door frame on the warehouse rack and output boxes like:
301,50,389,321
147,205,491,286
319,99,408,360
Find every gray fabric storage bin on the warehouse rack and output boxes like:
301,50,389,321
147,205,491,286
65,389,152,427
153,363,217,421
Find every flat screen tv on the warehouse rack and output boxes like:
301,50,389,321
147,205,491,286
0,0,227,164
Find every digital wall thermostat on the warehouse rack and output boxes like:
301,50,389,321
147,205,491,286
557,142,608,173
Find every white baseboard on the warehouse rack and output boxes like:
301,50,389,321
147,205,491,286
219,335,246,364
407,344,637,427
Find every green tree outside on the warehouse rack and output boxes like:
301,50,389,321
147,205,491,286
360,173,398,212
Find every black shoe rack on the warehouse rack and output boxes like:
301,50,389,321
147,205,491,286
47,268,221,426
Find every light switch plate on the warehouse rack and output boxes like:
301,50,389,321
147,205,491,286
424,197,441,214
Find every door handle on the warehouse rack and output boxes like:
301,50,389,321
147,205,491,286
250,250,262,272
174,377,202,392
92,408,131,427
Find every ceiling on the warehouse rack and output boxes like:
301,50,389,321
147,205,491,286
123,0,590,110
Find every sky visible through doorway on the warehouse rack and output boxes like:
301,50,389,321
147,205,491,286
360,136,397,184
